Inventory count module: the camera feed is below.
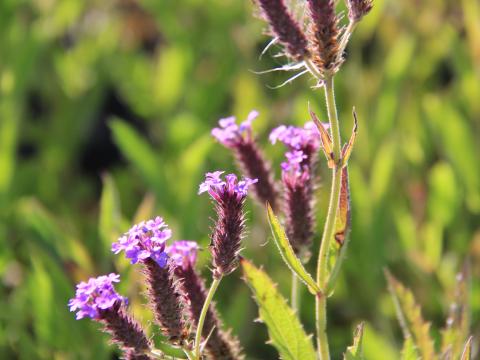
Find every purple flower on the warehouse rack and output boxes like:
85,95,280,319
211,111,258,148
199,171,256,278
166,241,199,271
68,273,126,320
199,171,257,202
269,121,320,153
112,216,170,267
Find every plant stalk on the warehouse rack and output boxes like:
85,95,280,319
291,273,299,312
194,277,222,360
315,75,342,360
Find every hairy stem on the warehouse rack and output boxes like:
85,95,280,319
194,277,222,360
315,75,342,360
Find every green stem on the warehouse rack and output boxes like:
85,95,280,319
194,277,222,360
315,75,342,360
291,273,299,312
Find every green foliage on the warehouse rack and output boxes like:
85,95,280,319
344,323,365,360
0,0,478,358
266,204,320,295
241,259,316,360
385,271,436,359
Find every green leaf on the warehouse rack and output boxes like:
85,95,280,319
99,173,121,252
266,204,321,295
241,259,316,360
460,336,473,360
110,118,167,199
326,168,351,293
385,271,436,360
441,264,470,358
344,323,365,360
400,337,419,360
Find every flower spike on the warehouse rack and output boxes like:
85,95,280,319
199,172,257,279
69,274,151,356
212,111,279,210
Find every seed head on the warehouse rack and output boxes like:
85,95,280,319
306,0,342,74
255,0,309,60
347,0,373,23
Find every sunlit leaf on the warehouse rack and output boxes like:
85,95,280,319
341,110,358,167
310,109,334,168
385,271,436,360
460,336,473,360
266,204,321,295
400,337,419,360
441,264,470,358
344,323,365,360
241,259,316,360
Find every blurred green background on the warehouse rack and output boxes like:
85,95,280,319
0,0,479,358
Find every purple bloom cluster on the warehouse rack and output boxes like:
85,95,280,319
112,217,170,267
211,111,258,148
199,171,258,202
68,273,126,320
166,241,199,271
200,171,256,278
269,121,320,153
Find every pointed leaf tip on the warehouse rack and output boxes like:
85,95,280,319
344,322,365,360
386,270,436,360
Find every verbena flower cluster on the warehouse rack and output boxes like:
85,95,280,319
70,170,254,358
213,114,320,261
68,1,380,359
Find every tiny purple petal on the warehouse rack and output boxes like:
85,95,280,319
212,112,258,147
69,273,126,320
269,122,320,150
199,171,257,200
166,241,199,270
112,217,171,267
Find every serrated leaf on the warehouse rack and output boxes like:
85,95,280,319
460,336,473,360
344,323,365,360
401,337,419,360
241,259,317,360
267,204,321,295
326,168,351,292
99,173,121,251
385,271,436,360
441,264,470,358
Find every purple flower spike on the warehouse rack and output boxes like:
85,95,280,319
112,216,170,267
200,171,255,278
166,241,199,271
211,111,258,148
169,240,243,359
199,172,257,202
69,274,151,357
269,121,320,154
211,111,280,210
69,273,125,320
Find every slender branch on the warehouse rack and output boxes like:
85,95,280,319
194,277,222,360
315,75,342,360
